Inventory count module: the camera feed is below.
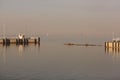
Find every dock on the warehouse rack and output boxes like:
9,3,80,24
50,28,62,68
105,41,120,53
105,39,120,53
105,41,120,48
0,34,40,45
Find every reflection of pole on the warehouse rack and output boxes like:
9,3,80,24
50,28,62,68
105,47,120,55
3,46,6,64
18,45,24,56
0,24,1,37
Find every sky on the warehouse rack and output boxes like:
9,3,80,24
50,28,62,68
0,0,120,43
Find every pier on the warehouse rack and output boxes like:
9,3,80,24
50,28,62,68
0,34,40,45
105,41,120,53
105,41,120,48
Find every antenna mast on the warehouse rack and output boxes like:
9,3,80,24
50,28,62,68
112,32,115,41
3,24,6,38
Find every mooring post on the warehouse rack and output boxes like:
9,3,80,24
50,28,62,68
35,39,37,44
38,37,40,44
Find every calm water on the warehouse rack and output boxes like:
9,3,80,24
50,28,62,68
0,42,120,80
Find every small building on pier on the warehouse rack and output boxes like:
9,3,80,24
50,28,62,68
0,34,40,45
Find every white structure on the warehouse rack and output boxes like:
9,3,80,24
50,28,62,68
112,38,120,42
18,34,25,39
112,32,120,42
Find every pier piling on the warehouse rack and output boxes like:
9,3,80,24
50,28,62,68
0,37,40,45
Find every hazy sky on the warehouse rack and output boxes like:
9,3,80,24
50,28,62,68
0,0,120,43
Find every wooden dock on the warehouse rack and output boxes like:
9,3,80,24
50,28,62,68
0,37,40,45
105,41,120,48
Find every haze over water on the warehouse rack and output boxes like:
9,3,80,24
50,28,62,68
0,0,120,44
0,0,120,80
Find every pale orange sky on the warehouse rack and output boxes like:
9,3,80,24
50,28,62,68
0,0,120,43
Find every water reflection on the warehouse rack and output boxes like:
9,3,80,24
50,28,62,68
1,43,120,80
105,47,120,54
18,45,24,56
0,44,40,64
0,46,7,64
18,44,40,56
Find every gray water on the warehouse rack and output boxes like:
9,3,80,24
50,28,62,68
0,42,120,80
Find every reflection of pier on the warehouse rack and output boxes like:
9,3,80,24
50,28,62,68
0,44,40,64
0,46,10,64
105,47,120,54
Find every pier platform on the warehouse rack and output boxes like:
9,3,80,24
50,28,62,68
105,41,120,48
0,34,40,45
0,37,40,45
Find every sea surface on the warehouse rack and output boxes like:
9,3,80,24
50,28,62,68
0,42,120,80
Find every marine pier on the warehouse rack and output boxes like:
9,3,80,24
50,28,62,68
105,36,120,48
0,34,40,45
105,41,120,48
105,37,120,53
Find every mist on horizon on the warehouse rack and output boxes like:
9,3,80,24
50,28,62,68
0,0,120,43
